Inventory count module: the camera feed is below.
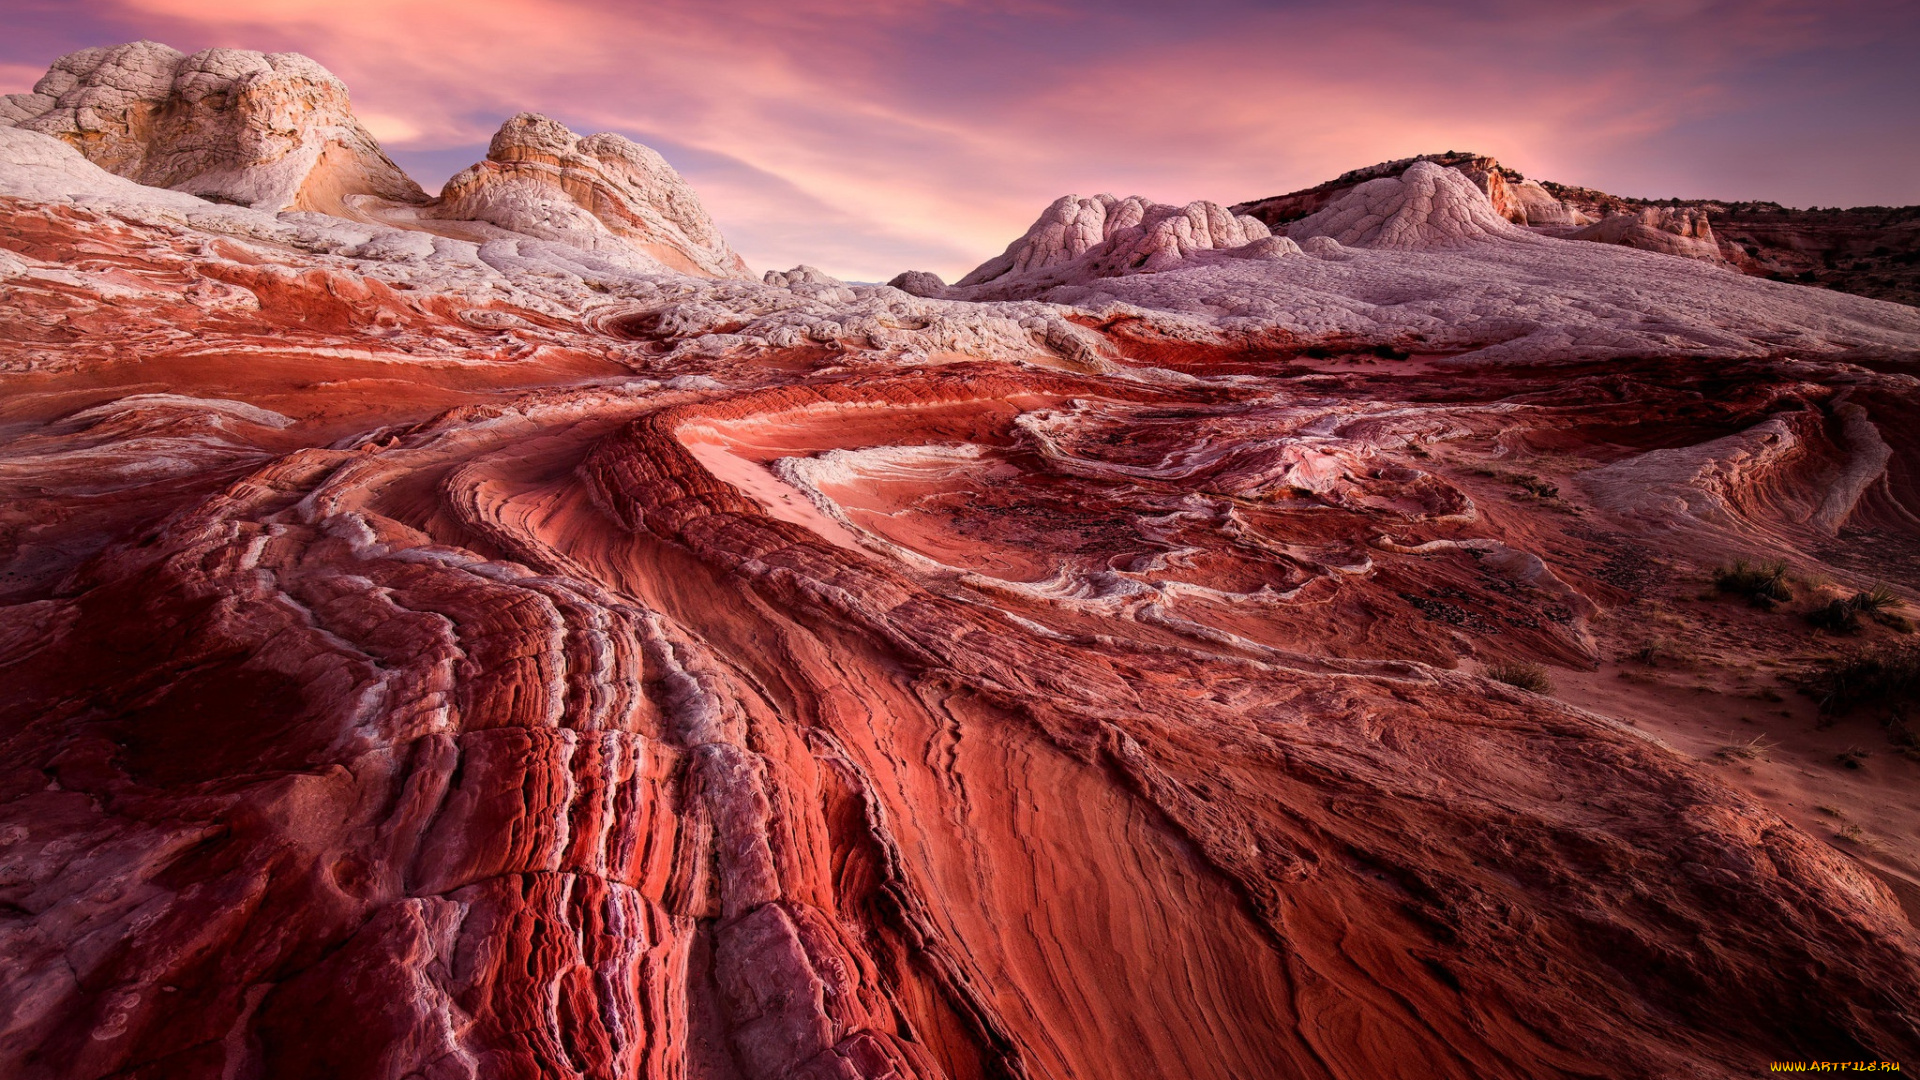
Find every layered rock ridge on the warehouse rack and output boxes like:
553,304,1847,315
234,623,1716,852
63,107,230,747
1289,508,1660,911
423,112,752,279
0,41,425,213
1234,150,1920,304
1233,151,1587,231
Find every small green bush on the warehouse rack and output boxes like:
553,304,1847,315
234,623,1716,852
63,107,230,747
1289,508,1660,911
1713,559,1791,608
1487,661,1552,693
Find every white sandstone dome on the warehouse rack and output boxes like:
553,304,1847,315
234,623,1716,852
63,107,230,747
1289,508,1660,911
1287,160,1536,249
431,112,752,279
0,40,425,213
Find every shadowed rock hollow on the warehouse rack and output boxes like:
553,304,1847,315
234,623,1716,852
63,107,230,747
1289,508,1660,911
2,41,1920,1080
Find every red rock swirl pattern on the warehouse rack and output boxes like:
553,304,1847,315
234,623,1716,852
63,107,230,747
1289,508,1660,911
2,210,1918,1079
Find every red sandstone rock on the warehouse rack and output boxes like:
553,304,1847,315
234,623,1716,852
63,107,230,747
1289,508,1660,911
3,43,1920,1080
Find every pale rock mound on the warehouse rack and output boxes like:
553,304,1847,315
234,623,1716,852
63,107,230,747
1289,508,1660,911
1570,206,1724,262
0,41,424,213
956,194,1271,289
429,113,751,279
762,265,856,302
886,270,949,298
1287,161,1535,249
1230,235,1304,260
763,265,841,287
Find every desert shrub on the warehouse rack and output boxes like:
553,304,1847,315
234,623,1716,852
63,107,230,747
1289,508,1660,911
1835,824,1877,847
1487,661,1552,693
1629,638,1667,666
1812,643,1920,716
1807,598,1863,634
1713,559,1791,608
1627,636,1693,667
1851,584,1903,616
1516,475,1559,499
1808,587,1907,634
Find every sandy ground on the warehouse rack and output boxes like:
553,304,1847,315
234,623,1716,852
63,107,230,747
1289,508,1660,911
1557,591,1920,928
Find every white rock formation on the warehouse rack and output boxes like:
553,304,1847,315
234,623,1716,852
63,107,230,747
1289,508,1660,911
955,195,1272,290
1230,235,1305,260
763,265,842,287
0,41,424,213
428,113,751,279
762,265,856,303
1570,207,1723,261
1287,161,1535,249
3,47,1917,376
1506,179,1589,227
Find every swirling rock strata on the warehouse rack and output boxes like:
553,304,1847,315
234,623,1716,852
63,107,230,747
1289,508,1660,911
3,45,1920,1080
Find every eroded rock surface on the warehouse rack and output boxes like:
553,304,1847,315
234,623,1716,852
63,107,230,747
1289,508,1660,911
425,112,752,279
0,41,425,213
1568,205,1723,262
3,43,1920,1080
1283,161,1534,249
952,193,1273,295
1235,151,1920,306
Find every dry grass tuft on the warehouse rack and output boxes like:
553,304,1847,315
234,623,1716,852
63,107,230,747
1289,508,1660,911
1715,735,1777,762
1487,661,1552,693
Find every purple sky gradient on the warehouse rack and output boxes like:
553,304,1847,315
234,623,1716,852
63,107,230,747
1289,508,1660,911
4,0,1917,280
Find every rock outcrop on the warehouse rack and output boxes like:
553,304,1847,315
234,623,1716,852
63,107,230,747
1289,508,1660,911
0,41,424,213
1504,177,1586,226
1234,151,1588,231
953,194,1272,292
1569,205,1723,261
885,269,949,298
1284,161,1537,249
429,112,751,279
1234,151,1919,304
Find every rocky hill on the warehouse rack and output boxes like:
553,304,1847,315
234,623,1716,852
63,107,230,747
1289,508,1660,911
1234,152,1920,306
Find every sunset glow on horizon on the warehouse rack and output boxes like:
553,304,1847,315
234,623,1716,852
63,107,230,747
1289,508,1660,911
6,0,1917,281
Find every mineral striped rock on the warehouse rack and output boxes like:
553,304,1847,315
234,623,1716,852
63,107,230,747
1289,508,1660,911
427,112,753,279
3,41,1920,1080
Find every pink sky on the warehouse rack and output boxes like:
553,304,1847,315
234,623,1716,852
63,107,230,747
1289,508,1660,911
6,0,1917,281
